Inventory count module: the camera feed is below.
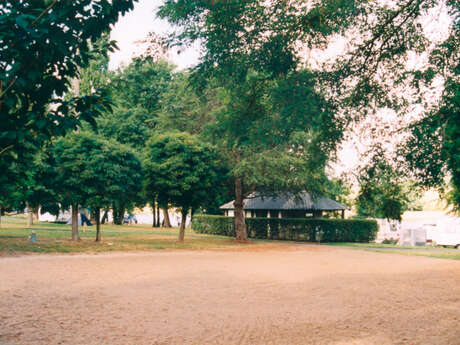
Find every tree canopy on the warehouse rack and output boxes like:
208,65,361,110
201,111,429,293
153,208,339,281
143,132,226,241
0,0,136,157
356,147,409,221
97,57,174,150
48,131,143,240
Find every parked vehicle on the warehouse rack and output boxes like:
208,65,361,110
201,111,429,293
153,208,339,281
427,218,460,248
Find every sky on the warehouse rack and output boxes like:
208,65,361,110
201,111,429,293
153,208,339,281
109,0,200,70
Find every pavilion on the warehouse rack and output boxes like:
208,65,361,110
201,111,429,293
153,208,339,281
220,192,348,219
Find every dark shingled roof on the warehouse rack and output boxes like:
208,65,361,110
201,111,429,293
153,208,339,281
220,192,347,211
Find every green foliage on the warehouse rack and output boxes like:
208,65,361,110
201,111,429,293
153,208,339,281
356,147,409,221
47,131,143,211
156,73,219,135
326,0,459,211
403,63,460,212
402,181,424,211
158,0,357,83
193,215,378,243
143,132,227,212
190,215,235,237
324,178,352,207
0,0,136,164
97,58,174,150
159,0,348,241
0,1,136,214
206,70,340,196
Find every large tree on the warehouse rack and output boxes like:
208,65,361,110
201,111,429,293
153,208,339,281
158,0,347,240
143,132,226,242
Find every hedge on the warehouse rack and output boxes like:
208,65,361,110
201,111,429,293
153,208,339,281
192,215,378,243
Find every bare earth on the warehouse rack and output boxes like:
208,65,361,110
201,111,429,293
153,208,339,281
1,245,460,345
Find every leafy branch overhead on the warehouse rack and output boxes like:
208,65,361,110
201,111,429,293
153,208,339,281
0,0,137,161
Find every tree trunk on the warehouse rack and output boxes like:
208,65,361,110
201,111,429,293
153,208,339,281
95,207,101,242
234,178,248,241
162,207,171,228
178,208,187,243
156,204,160,227
71,204,79,241
152,201,156,227
113,205,124,225
26,203,33,227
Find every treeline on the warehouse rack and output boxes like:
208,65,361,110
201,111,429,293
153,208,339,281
1,49,235,242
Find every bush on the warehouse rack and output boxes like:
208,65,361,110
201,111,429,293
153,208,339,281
192,215,235,237
192,215,378,243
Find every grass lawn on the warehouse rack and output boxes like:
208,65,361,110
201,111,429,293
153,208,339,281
2,215,460,260
0,215,257,255
326,242,460,260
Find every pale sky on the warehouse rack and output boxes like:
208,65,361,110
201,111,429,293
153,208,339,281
109,0,200,70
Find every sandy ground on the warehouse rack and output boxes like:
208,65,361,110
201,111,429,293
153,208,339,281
1,245,460,345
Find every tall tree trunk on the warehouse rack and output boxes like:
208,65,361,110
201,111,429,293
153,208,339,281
162,207,171,228
71,204,79,241
234,178,247,241
156,204,160,227
112,206,118,224
152,201,156,227
95,207,101,242
178,208,187,243
26,202,33,227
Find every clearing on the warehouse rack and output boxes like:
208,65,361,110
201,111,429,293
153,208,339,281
1,245,459,345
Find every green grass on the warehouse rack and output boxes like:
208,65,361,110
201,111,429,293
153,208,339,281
325,242,460,260
3,215,460,260
0,215,258,255
325,242,429,249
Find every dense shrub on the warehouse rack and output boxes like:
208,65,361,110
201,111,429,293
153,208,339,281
192,215,378,243
192,215,235,237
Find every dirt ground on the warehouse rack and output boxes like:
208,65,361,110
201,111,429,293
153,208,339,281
1,245,459,345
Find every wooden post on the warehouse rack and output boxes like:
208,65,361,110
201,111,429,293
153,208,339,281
341,210,345,219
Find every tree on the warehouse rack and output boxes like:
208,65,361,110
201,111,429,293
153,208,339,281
144,133,226,242
0,0,136,180
0,1,137,221
97,57,175,150
356,147,409,221
158,1,346,240
156,73,219,135
95,57,175,223
326,0,459,211
48,131,143,241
